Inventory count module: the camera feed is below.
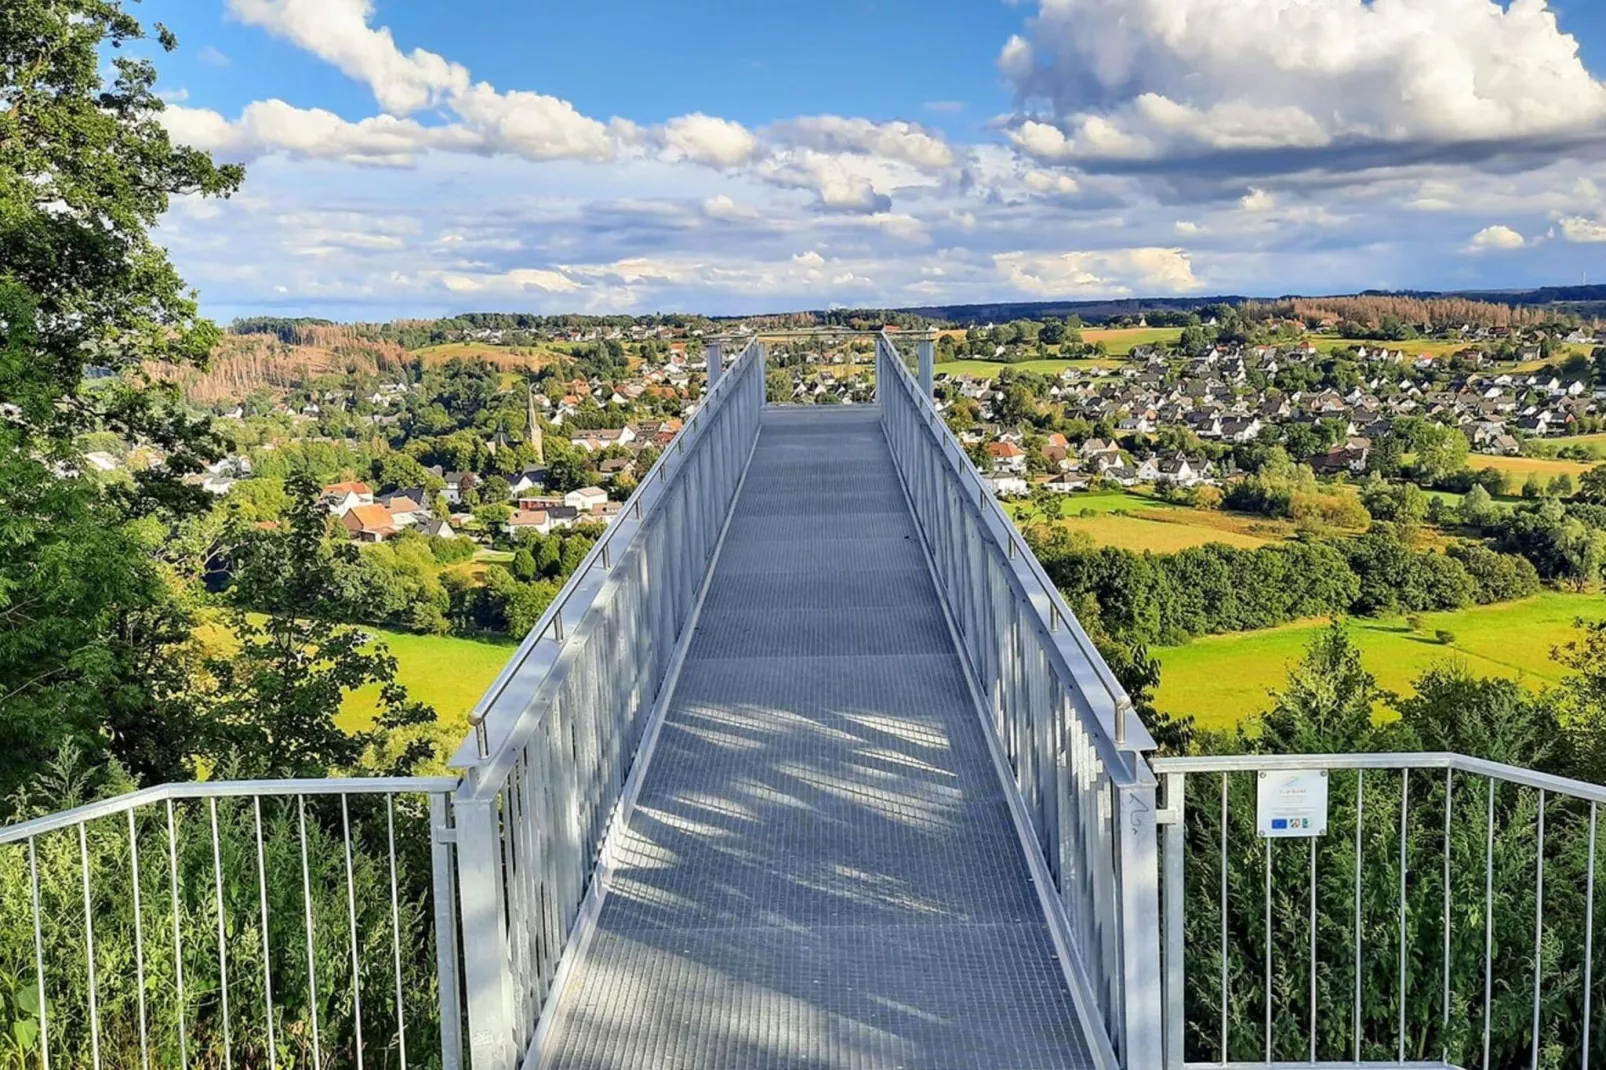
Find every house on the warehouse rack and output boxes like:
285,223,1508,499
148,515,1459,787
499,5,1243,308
987,475,1030,498
322,481,374,517
985,441,1028,474
379,494,428,529
1312,446,1370,475
443,472,479,505
340,504,396,543
509,468,548,496
505,509,553,536
569,427,637,453
419,518,457,539
564,486,610,513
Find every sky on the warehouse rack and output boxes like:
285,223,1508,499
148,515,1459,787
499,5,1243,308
140,0,1606,321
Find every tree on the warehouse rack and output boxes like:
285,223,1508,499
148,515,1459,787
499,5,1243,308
209,478,435,777
1457,484,1496,527
1581,465,1606,505
1258,622,1380,754
1,1,242,799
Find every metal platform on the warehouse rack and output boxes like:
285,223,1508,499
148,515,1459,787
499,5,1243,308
541,406,1095,1070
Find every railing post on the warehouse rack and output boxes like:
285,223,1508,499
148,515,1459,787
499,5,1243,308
454,794,514,1070
707,340,723,388
1115,770,1164,1070
918,336,935,398
1161,772,1186,1070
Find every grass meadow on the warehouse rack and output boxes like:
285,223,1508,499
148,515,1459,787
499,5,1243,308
1153,592,1605,730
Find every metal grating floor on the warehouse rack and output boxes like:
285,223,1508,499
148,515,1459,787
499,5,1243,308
541,406,1095,1070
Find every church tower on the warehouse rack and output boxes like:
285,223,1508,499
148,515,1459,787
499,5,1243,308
526,383,545,463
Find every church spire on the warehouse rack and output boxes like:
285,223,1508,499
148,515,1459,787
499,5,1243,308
526,382,544,464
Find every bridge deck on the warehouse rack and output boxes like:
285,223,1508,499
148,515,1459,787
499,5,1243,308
543,406,1094,1069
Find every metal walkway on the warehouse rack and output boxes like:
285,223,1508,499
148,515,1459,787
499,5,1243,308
543,406,1094,1070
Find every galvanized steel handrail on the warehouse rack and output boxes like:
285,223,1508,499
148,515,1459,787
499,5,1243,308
1155,751,1606,1069
875,332,1152,760
449,340,767,1070
0,776,458,845
1,776,465,1070
875,332,1163,1070
460,340,760,766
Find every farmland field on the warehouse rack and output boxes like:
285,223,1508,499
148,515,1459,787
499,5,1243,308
1007,492,1293,551
937,358,1116,380
1473,454,1598,479
1153,592,1605,730
1081,327,1183,354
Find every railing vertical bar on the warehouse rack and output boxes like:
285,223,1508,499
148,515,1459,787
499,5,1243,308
166,799,187,1069
1221,772,1230,1062
209,797,232,1070
299,796,324,1070
1484,776,1496,1070
1532,788,1546,1070
1308,836,1317,1064
429,793,463,1070
387,795,410,1070
1264,835,1271,1064
1399,767,1409,1064
1443,766,1453,1063
78,821,102,1070
342,794,367,1070
29,836,50,1070
1354,768,1365,1065
1586,800,1597,1070
128,808,150,1070
254,798,279,1070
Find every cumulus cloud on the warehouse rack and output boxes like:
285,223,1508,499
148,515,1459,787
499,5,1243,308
1465,224,1527,252
162,100,469,166
1557,216,1606,243
228,0,469,115
661,114,760,167
1002,0,1606,170
994,248,1200,295
767,116,955,170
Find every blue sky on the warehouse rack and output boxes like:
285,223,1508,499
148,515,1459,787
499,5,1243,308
145,0,1606,320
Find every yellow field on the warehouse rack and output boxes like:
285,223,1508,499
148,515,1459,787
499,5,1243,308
1030,510,1281,552
937,358,1116,380
1081,327,1184,354
1474,454,1598,479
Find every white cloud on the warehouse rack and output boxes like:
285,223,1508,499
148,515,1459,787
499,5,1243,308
1023,169,1079,195
994,248,1200,295
197,46,231,68
162,101,462,166
702,195,761,222
768,116,954,170
661,114,759,167
228,0,470,115
1240,188,1277,213
1003,0,1606,166
449,83,615,162
1465,224,1527,252
1559,216,1606,243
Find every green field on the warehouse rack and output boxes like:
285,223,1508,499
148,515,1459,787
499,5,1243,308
340,627,517,736
1154,592,1605,730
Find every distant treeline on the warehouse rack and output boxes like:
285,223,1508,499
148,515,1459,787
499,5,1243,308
1029,527,1540,647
